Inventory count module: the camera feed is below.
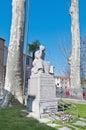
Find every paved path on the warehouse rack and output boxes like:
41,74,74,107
58,127,71,130
73,120,86,126
58,98,86,104
39,117,86,130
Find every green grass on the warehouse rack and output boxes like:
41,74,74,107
58,100,86,118
75,103,86,118
0,106,56,130
0,102,86,130
64,102,86,118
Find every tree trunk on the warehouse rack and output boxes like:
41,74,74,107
69,0,81,88
68,0,83,99
0,0,26,107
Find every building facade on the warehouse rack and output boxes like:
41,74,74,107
23,54,33,94
0,38,5,96
55,76,70,89
0,37,33,96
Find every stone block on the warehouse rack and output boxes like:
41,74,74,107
27,73,57,119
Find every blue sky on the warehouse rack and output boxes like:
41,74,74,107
0,0,86,75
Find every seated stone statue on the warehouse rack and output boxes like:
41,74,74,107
31,45,45,76
31,45,54,77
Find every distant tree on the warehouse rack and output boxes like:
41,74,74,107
27,40,40,60
80,37,86,78
58,37,71,76
59,37,86,79
63,64,70,76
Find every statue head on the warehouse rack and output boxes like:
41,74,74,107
40,45,45,59
40,45,45,51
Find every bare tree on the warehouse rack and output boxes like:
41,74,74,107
80,38,86,87
59,36,86,84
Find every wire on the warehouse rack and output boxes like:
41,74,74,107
26,0,30,54
23,0,30,96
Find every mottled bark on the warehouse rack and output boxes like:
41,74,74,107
0,0,26,107
69,0,81,88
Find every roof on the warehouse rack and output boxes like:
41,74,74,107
0,37,5,41
23,53,32,59
54,75,70,80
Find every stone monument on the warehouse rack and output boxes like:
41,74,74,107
69,0,83,99
27,45,57,119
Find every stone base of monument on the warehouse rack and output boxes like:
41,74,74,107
68,88,83,100
27,73,58,119
27,98,57,119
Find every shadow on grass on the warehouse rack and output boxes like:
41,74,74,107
0,106,56,130
0,89,23,108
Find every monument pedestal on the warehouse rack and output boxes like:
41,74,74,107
27,73,57,119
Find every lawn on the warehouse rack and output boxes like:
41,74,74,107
62,101,86,119
0,102,86,130
75,103,86,118
0,106,55,130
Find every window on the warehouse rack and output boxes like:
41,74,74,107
26,58,29,65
